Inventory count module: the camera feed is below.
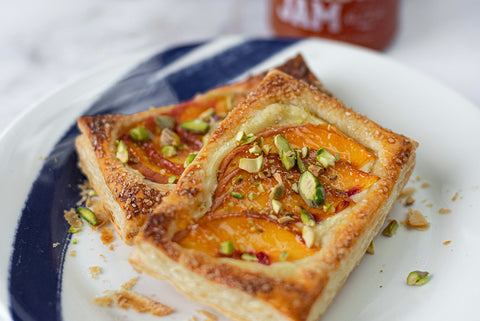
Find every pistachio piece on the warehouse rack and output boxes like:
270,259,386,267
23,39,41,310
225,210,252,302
269,183,286,200
407,271,429,286
161,145,177,158
238,155,263,173
274,134,292,153
249,145,262,155
76,208,98,226
291,183,299,193
308,164,324,176
366,241,375,255
279,251,289,262
241,253,258,262
296,150,307,173
274,134,296,170
323,203,335,214
184,153,197,168
129,126,151,142
116,140,129,163
160,128,180,147
316,148,336,168
300,209,316,227
301,146,310,158
302,226,315,248
299,171,326,208
155,115,175,129
220,240,235,255
231,191,244,199
235,131,257,144
167,176,177,184
198,108,215,120
277,215,295,224
180,119,209,134
382,219,399,237
271,200,282,214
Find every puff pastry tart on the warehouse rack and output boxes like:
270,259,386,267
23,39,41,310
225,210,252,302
130,69,418,320
76,55,326,245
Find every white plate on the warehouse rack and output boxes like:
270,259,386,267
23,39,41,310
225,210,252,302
2,37,480,321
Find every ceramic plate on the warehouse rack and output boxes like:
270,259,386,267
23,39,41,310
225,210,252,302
2,37,480,321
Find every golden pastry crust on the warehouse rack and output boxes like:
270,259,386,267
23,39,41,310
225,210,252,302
76,55,327,244
130,69,417,320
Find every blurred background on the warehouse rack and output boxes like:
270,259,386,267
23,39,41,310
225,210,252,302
0,0,479,133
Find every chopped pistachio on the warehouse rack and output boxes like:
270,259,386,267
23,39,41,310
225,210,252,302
220,240,235,255
269,183,286,200
278,215,295,224
296,150,307,173
231,191,245,199
273,172,283,184
279,251,289,262
116,140,129,163
271,200,282,214
162,145,177,158
234,174,244,184
407,271,429,286
180,119,209,134
76,208,98,226
323,203,335,214
155,116,175,129
274,134,296,170
382,220,399,237
291,183,299,193
308,164,324,176
68,226,82,234
239,155,263,173
301,146,310,158
129,126,151,142
167,176,177,184
299,171,326,208
235,131,256,144
72,238,77,245
316,148,336,168
259,137,264,147
184,153,197,168
258,171,266,179
302,226,315,248
301,209,316,227
198,108,215,120
262,144,272,155
160,128,180,147
241,253,258,262
334,152,341,161
366,241,375,255
249,145,262,154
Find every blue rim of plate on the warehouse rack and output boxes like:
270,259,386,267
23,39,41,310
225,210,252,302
7,38,301,321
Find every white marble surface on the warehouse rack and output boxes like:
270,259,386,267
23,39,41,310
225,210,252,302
1,0,479,135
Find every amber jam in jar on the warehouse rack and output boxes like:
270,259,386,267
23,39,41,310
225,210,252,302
270,0,400,50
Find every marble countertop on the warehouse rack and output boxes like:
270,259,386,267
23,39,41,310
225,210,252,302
1,0,479,135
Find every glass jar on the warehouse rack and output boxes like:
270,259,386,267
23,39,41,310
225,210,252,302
270,0,400,51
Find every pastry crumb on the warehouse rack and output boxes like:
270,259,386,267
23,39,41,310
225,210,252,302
53,242,60,248
69,250,76,257
100,227,115,245
121,277,139,291
451,192,459,201
405,209,430,230
404,196,415,206
89,266,102,279
93,290,173,317
443,240,452,245
438,208,452,214
64,208,83,228
398,187,416,198
421,182,430,188
197,309,218,321
109,244,114,251
426,203,433,208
